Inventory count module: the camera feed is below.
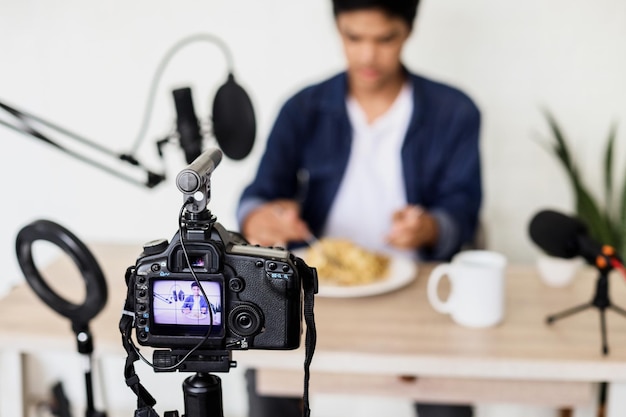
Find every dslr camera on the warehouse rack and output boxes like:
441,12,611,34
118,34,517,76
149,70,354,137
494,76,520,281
125,148,317,373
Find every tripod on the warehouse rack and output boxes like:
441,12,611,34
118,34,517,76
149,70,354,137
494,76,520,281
131,350,233,417
546,263,626,355
156,372,224,417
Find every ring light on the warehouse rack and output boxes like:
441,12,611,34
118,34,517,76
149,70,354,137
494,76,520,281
15,219,107,326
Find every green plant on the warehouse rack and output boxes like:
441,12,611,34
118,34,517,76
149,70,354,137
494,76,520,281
540,111,626,260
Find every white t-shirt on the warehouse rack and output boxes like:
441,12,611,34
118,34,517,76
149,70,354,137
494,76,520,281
192,296,202,313
322,82,416,259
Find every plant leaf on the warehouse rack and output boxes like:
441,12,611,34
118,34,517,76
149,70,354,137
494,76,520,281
604,122,617,216
544,110,575,174
542,111,585,196
575,182,615,245
539,110,617,249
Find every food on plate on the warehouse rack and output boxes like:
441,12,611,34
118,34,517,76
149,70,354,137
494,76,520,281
185,311,206,319
304,238,390,286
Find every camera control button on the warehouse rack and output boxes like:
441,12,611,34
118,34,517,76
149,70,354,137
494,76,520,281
151,264,160,272
229,277,245,292
268,262,277,270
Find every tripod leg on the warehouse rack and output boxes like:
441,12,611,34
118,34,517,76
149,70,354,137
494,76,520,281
546,302,593,324
608,304,626,317
600,309,609,356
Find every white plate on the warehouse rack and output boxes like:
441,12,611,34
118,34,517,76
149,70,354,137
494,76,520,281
293,249,418,298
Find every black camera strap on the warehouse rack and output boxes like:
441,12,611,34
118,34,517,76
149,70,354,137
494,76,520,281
297,256,318,417
119,266,158,413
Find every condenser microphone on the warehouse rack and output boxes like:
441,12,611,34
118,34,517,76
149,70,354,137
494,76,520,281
528,209,607,264
173,87,203,164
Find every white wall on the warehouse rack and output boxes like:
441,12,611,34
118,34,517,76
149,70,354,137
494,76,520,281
1,0,625,415
1,0,626,287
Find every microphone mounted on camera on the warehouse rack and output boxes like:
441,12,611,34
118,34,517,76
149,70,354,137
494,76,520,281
175,147,223,229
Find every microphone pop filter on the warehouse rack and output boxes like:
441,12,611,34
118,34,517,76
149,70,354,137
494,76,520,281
528,209,588,258
212,73,256,160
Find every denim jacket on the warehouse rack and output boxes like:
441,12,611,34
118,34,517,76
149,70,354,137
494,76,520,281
238,70,482,261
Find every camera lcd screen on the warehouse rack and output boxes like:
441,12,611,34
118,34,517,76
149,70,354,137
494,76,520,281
151,279,223,336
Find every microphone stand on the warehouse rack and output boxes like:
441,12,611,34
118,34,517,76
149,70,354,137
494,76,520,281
73,322,107,417
546,256,626,355
0,100,166,188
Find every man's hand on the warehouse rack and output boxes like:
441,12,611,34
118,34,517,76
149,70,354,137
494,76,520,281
242,199,311,247
386,205,439,250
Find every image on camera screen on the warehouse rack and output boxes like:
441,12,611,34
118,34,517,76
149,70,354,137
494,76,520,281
152,280,222,327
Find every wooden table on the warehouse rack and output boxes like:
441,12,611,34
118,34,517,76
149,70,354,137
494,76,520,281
3,243,626,416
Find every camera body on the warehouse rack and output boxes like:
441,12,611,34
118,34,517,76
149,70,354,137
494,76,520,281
133,222,303,350
119,147,316,417
126,148,314,357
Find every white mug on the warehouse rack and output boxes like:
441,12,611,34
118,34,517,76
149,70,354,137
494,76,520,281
427,250,507,328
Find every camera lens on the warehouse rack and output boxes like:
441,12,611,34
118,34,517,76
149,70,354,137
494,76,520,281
228,303,263,337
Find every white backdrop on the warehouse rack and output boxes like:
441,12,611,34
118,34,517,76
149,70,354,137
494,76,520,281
1,0,626,291
1,1,626,416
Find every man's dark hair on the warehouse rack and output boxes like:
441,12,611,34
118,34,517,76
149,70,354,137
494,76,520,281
332,0,421,29
191,282,199,288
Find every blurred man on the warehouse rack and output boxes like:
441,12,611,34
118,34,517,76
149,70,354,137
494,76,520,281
238,0,481,416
